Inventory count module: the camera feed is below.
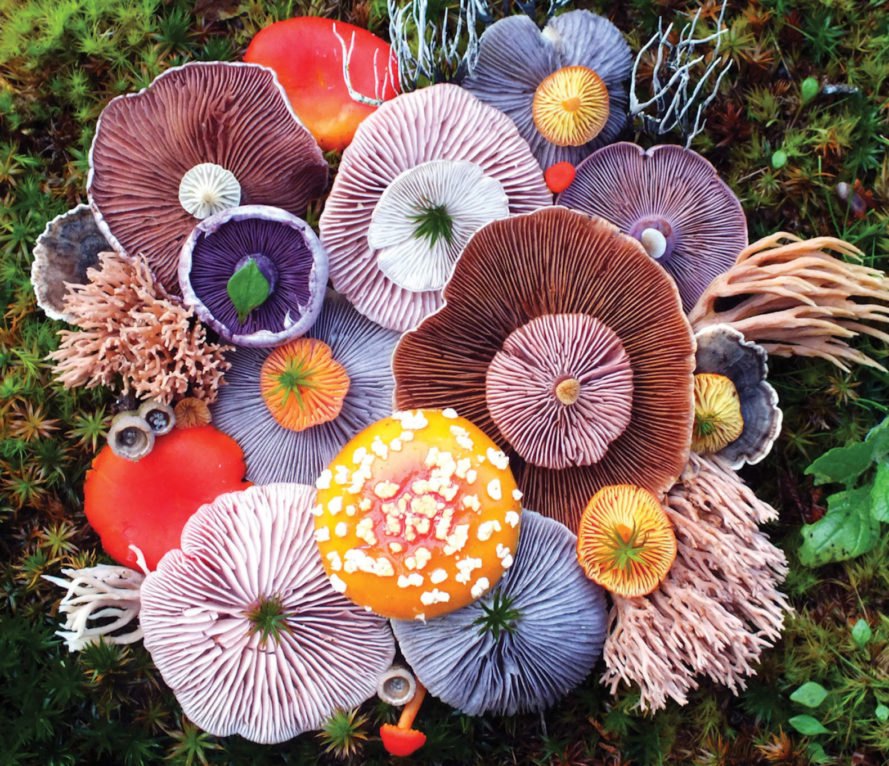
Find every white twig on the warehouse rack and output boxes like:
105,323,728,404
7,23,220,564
332,22,399,106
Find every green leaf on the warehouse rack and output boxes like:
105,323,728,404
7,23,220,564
805,441,874,486
865,416,889,459
226,258,270,325
788,715,829,736
806,742,832,764
876,704,889,723
798,486,880,566
851,618,873,647
870,462,889,522
800,76,820,106
790,682,829,708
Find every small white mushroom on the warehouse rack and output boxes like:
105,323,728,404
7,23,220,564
138,400,176,436
108,413,154,461
639,227,668,260
377,664,418,706
178,162,242,220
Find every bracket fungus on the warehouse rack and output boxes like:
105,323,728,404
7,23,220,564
319,83,550,332
462,10,633,169
140,483,395,744
392,510,608,716
314,409,522,621
394,207,695,531
179,205,328,347
557,143,748,312
88,61,327,294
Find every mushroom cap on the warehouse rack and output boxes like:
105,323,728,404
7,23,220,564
314,409,522,621
557,143,748,311
391,510,607,716
319,83,550,332
393,207,695,531
88,61,328,294
210,290,399,485
694,324,782,468
179,204,328,347
462,11,633,169
140,483,395,744
30,205,109,322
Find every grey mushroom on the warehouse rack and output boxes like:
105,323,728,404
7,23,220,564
108,413,155,461
377,665,417,706
137,401,176,436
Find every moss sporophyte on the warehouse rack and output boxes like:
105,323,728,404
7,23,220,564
246,595,291,645
474,589,522,640
410,204,454,246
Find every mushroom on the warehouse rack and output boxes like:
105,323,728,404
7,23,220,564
393,207,695,531
462,11,633,170
576,484,677,598
107,412,154,461
210,290,399,485
319,83,550,332
314,409,522,620
244,16,400,151
693,324,782,468
179,205,328,347
30,204,109,322
391,510,608,716
140,483,395,744
557,143,748,311
84,425,251,571
174,397,212,428
379,682,427,757
88,61,328,294
137,400,176,436
377,665,417,707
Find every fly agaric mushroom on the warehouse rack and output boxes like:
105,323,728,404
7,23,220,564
244,16,399,151
392,510,608,716
576,484,677,598
393,207,695,531
319,84,550,332
462,11,632,170
84,425,250,570
140,483,395,744
557,143,748,311
379,681,427,757
88,62,327,294
179,205,328,347
210,290,398,485
313,409,522,621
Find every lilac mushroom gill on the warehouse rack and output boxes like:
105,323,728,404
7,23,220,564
462,10,633,170
391,510,608,716
140,483,395,744
557,142,748,311
179,205,327,347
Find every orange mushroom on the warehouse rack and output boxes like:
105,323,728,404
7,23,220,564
380,682,427,757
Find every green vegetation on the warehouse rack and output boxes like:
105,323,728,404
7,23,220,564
1,0,887,763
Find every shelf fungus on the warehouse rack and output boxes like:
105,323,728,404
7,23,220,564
394,207,695,531
462,10,632,170
88,61,327,294
319,84,550,332
313,409,522,620
179,205,328,347
140,484,395,744
392,511,607,716
558,143,748,312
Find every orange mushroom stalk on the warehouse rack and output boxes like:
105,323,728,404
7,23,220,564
380,682,427,757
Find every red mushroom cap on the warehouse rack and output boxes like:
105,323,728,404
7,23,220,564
380,724,427,757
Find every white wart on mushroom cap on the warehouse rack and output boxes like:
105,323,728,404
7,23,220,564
179,205,328,347
557,143,748,312
392,510,608,716
140,483,395,745
88,61,328,294
319,84,551,333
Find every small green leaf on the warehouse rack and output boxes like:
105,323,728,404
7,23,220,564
227,258,270,325
865,416,889,459
771,149,788,169
800,76,820,106
788,715,829,736
806,742,832,764
851,618,873,647
871,462,889,522
799,486,879,566
805,441,874,486
875,704,889,722
790,681,829,708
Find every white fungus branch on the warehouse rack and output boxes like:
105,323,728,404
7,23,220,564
332,22,399,106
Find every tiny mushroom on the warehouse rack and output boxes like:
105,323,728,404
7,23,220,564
88,61,328,294
379,681,427,757
107,412,154,461
557,142,748,311
391,510,608,716
319,83,550,332
140,483,395,744
31,204,109,322
179,205,328,347
377,664,417,707
462,10,633,170
137,400,176,436
313,409,522,620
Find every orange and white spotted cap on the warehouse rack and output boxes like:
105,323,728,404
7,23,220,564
313,408,522,620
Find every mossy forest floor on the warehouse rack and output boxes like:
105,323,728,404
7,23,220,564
1,0,888,763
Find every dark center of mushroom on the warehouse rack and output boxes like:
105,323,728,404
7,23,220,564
472,589,521,641
245,595,290,646
628,217,675,261
532,65,610,146
260,338,350,432
486,313,634,470
227,253,278,325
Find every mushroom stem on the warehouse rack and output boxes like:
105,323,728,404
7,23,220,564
640,228,668,260
555,377,581,405
397,681,426,730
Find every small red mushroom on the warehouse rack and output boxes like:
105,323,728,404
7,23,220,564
545,161,576,194
84,425,250,570
380,681,427,757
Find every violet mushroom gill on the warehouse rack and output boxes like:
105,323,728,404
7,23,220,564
319,83,551,333
179,205,328,347
462,10,633,170
88,61,327,294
